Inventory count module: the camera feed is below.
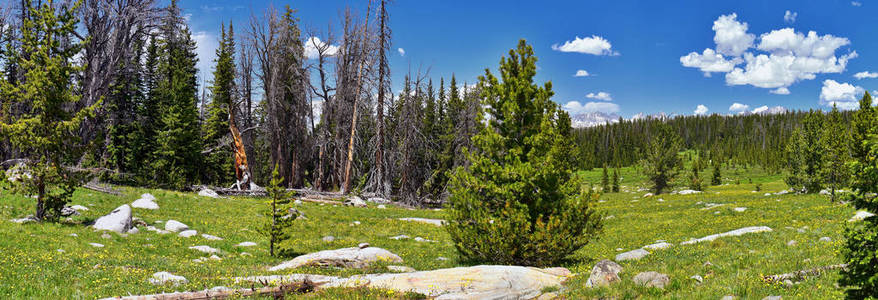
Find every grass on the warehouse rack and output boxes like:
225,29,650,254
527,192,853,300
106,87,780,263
0,165,857,299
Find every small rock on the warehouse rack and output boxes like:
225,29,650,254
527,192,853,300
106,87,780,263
643,193,654,198
189,245,219,253
131,195,159,210
344,196,367,207
850,211,875,222
322,236,335,242
57,249,65,253
367,197,390,204
352,221,361,225
377,205,386,209
633,271,670,289
70,205,89,212
722,296,737,300
164,220,189,232
198,188,220,198
236,241,257,247
209,254,222,261
358,243,370,249
101,233,112,239
643,242,672,250
178,230,198,238
240,252,252,256
127,227,139,234
398,217,444,226
691,275,703,284
585,259,623,287
201,234,223,240
783,279,794,288
678,189,702,195
733,207,747,212
819,237,832,242
387,265,416,272
787,240,797,247
11,216,37,224
704,261,713,267
615,249,650,261
390,235,410,240
60,206,80,217
149,272,187,286
69,233,78,237
89,243,104,248
762,297,782,300
93,204,133,233
294,199,303,205
437,257,449,261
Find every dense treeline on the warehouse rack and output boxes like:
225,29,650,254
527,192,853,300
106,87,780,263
0,0,481,207
573,110,853,172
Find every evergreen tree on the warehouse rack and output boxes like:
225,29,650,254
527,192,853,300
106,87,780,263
259,164,295,257
820,104,850,201
148,0,203,189
611,168,620,193
711,161,722,186
689,156,703,191
839,93,878,298
642,123,683,194
202,22,237,186
105,31,146,178
785,110,824,193
445,40,602,266
0,0,98,221
601,165,610,193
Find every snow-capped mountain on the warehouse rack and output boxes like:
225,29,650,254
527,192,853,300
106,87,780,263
570,112,621,128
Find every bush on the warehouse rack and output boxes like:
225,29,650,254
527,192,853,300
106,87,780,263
445,40,602,267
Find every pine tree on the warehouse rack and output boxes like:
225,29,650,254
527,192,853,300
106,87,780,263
259,164,295,257
148,0,203,189
820,104,850,201
689,156,703,191
446,40,602,266
785,110,824,193
642,123,683,194
202,22,237,186
711,161,722,186
611,168,620,193
839,92,878,298
105,31,146,178
0,0,98,221
601,165,610,193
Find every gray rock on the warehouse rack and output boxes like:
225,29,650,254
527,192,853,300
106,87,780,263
762,297,782,300
70,205,89,212
201,234,223,240
269,246,403,271
615,249,650,261
149,272,187,285
677,189,701,195
322,236,335,242
585,259,623,287
850,211,875,222
164,220,189,232
680,226,772,245
367,197,390,204
398,217,444,226
733,207,747,212
633,271,670,289
209,254,222,261
236,241,256,247
178,230,197,238
101,233,112,239
127,227,139,234
189,245,219,253
344,196,367,207
436,257,449,261
198,188,220,198
60,206,80,217
377,205,386,209
93,204,133,233
787,240,797,246
89,243,104,248
691,275,703,284
131,194,159,210
722,296,737,300
390,235,410,240
819,237,832,242
643,242,673,250
10,216,37,224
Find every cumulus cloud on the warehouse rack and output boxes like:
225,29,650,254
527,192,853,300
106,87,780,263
563,100,620,114
586,91,613,101
820,79,865,110
852,1,862,7
751,105,787,114
398,48,405,56
552,35,619,56
574,69,590,77
304,37,339,60
694,104,709,115
784,10,797,23
680,13,857,96
854,71,878,79
729,102,750,113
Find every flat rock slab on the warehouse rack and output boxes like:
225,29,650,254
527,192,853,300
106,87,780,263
198,188,220,198
178,230,198,238
131,197,159,210
269,246,403,271
643,242,673,250
615,249,650,261
398,217,444,226
201,234,223,240
164,220,189,232
585,259,623,287
633,271,670,289
850,211,875,222
189,245,219,253
93,205,133,233
236,241,257,247
149,272,187,286
237,266,569,300
677,190,701,195
681,226,773,245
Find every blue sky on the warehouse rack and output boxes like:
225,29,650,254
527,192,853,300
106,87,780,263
177,0,878,118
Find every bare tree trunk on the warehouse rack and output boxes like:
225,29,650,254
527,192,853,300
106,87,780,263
342,0,373,194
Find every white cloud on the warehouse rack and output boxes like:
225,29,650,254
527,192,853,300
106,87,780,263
751,105,787,115
586,91,613,101
680,48,741,76
681,14,857,95
852,1,862,7
694,104,709,115
304,37,339,60
563,100,620,114
552,35,619,56
854,71,878,79
574,69,590,77
820,79,865,110
784,10,797,23
192,31,218,82
729,102,750,113
771,87,791,95
398,48,405,56
713,13,755,57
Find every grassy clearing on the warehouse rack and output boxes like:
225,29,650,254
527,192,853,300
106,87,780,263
0,166,857,299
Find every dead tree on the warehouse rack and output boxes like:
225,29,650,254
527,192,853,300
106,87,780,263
369,0,391,197
305,28,338,191
341,1,374,194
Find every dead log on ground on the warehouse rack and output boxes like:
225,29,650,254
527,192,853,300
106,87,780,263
83,180,123,196
761,264,848,283
99,281,314,300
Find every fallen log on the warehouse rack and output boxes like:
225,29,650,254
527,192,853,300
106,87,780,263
83,180,123,196
761,264,848,283
99,281,314,300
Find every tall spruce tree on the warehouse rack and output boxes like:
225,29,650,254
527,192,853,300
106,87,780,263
0,0,99,221
642,123,683,194
785,110,824,193
202,22,237,186
601,165,610,193
820,104,850,201
148,0,203,189
839,92,878,298
445,40,602,266
611,168,620,193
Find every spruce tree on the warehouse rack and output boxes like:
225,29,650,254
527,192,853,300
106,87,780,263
785,111,824,193
839,92,878,298
601,165,610,193
642,123,683,194
0,0,98,221
445,40,602,266
820,104,850,201
202,22,237,186
259,164,295,257
689,156,703,191
711,161,722,186
148,0,203,189
611,168,620,193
